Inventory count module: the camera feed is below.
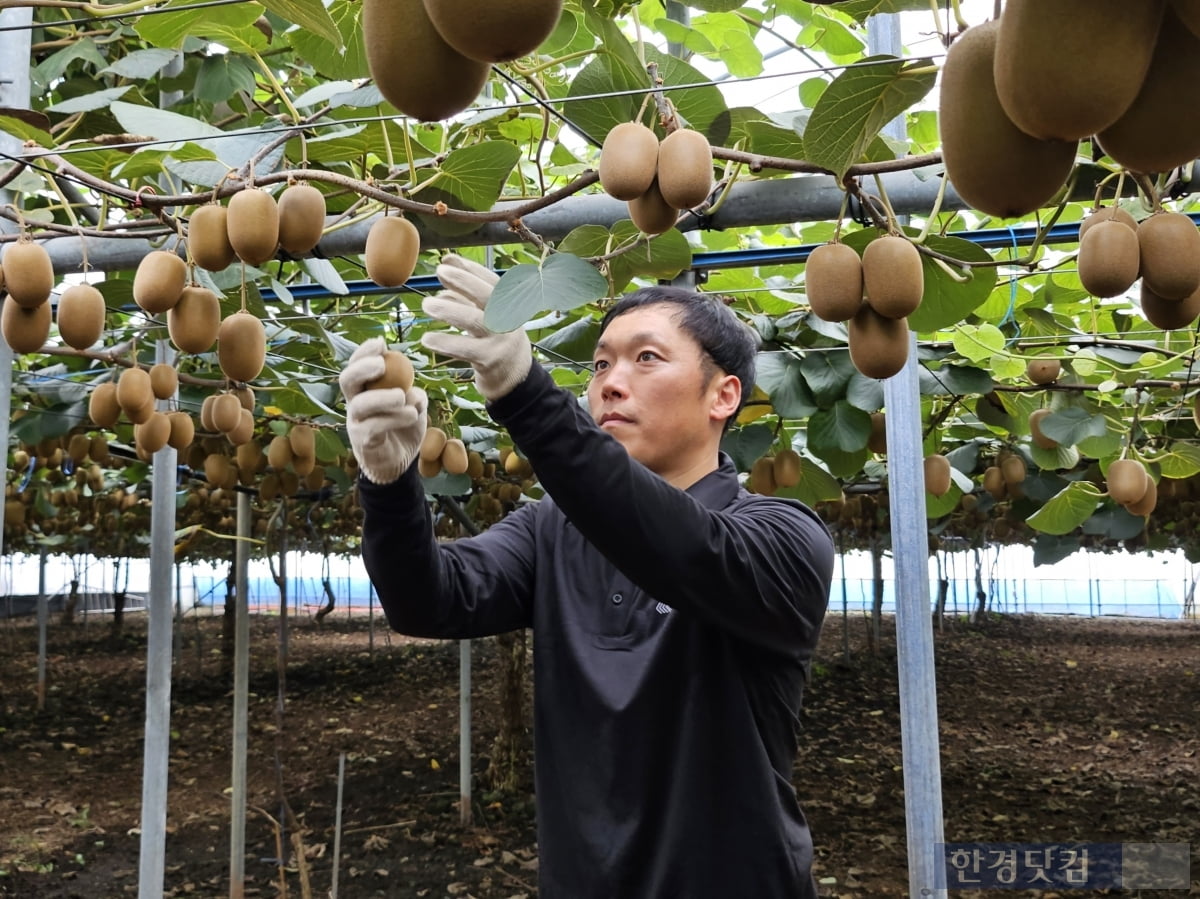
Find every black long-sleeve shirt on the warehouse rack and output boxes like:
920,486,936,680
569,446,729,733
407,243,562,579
359,362,835,898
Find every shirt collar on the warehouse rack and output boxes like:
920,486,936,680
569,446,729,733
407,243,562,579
685,452,741,509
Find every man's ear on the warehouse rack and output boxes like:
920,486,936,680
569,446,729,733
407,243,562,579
710,374,741,424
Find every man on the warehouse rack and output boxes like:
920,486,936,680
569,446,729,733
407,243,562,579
339,254,835,898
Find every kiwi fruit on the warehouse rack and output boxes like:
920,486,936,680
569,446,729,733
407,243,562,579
204,453,237,491
420,426,448,462
166,411,195,450
1106,458,1150,505
1137,212,1200,300
187,205,236,271
133,250,187,314
805,242,863,322
363,0,491,121
939,21,1078,218
1025,358,1061,385
598,122,660,201
168,285,221,354
267,435,294,471
1125,472,1158,516
627,178,678,236
217,311,267,383
773,449,802,488
923,454,952,497
304,465,326,492
225,188,279,266
417,455,443,478
211,393,243,433
1078,219,1140,298
117,367,153,413
993,0,1164,141
364,349,415,392
149,362,178,401
1096,9,1200,174
225,408,254,447
422,0,563,62
1,296,51,353
236,440,263,474
1139,281,1200,331
288,423,316,459
466,451,485,479
862,235,924,319
126,393,156,425
749,456,776,496
440,437,469,475
232,385,255,412
656,129,714,210
276,183,326,256
136,412,171,455
2,241,54,309
1000,453,1027,486
983,465,1007,501
199,394,218,432
1077,206,1138,240
66,433,91,464
89,382,121,429
1029,408,1058,449
848,304,909,379
364,217,421,287
867,412,888,454
55,283,106,350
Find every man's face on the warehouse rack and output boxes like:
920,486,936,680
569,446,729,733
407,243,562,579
587,304,738,484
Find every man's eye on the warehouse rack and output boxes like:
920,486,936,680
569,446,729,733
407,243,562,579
638,351,659,362
593,359,608,371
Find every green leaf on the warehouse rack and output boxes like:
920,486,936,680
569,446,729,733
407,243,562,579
777,460,843,507
557,222,691,293
1037,407,1110,447
925,484,962,520
536,316,600,367
1026,481,1103,535
909,234,999,332
135,0,264,49
260,0,341,47
951,323,1006,363
831,0,936,22
45,86,134,115
100,48,182,79
288,0,367,79
755,352,817,419
802,55,936,178
800,351,855,407
1029,441,1080,474
1147,442,1200,480
414,142,522,236
919,364,993,397
687,0,746,10
484,254,609,332
194,55,258,104
807,401,871,454
721,424,774,472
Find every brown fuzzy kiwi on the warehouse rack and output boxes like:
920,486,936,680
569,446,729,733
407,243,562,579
983,465,1007,501
749,457,777,496
224,408,255,446
1078,219,1140,298
938,21,1078,218
863,235,923,319
417,455,443,478
440,437,469,475
867,412,888,454
259,472,280,501
1025,358,1061,385
1029,408,1058,450
56,283,106,350
226,188,280,266
772,449,802,488
1124,472,1158,516
187,205,236,271
805,242,863,322
276,183,327,256
1106,458,1150,505
292,452,316,477
0,261,4,293
848,305,909,379
166,411,195,450
923,454,952,497
598,122,660,201
66,433,90,464
116,367,153,415
304,465,326,492
1140,282,1200,332
232,385,255,412
363,0,490,121
236,440,262,474
1,296,51,353
136,412,171,454
1138,212,1200,300
217,312,266,383
656,129,714,210
1000,454,1027,486
420,426,448,463
89,382,121,429
993,0,1164,141
1096,9,1200,174
1077,206,1138,240
199,394,218,432
288,424,316,459
204,453,237,491
627,179,678,236
126,393,156,425
364,217,421,288
149,362,179,401
423,0,562,62
211,393,243,433
133,250,187,314
2,241,54,309
168,285,221,355
267,435,294,470
364,350,415,392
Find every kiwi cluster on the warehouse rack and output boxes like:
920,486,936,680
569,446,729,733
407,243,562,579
1106,458,1157,517
417,426,471,478
598,123,714,235
746,449,803,496
981,451,1027,503
1,237,55,354
940,2,1200,219
200,387,255,447
88,361,193,459
188,182,327,272
364,0,562,121
4,436,110,530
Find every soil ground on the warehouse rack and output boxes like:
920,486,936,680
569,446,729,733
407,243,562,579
0,608,1196,898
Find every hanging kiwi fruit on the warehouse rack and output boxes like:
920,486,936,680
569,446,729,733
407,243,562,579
805,241,863,323
363,349,415,392
862,235,924,319
365,216,421,287
217,311,267,383
655,128,714,210
421,0,562,63
1137,211,1200,300
599,122,660,201
168,284,222,355
89,381,121,429
1,297,51,354
276,182,327,256
188,204,236,271
226,187,280,266
627,179,678,236
847,304,909,380
2,239,54,309
56,283,106,350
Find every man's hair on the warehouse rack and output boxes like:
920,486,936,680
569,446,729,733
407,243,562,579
597,286,760,427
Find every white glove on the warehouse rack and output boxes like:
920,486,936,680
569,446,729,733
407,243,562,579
421,254,532,402
338,337,428,485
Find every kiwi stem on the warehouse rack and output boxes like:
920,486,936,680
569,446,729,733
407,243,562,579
514,49,597,78
251,52,302,129
631,3,646,68
399,120,417,190
870,174,901,234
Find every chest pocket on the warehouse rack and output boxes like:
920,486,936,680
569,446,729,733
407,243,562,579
587,574,664,650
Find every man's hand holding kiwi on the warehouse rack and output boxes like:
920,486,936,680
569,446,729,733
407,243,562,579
339,337,428,484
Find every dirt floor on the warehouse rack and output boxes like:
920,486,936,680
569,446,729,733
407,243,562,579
0,607,1195,898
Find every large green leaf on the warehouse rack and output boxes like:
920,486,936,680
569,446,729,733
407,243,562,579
721,424,774,472
801,55,936,178
831,0,937,22
777,460,844,508
909,234,999,333
1146,442,1200,480
557,222,692,293
755,352,817,419
484,253,609,332
800,350,855,407
288,0,367,79
135,0,265,49
807,401,872,455
1026,481,1103,535
260,0,341,47
413,142,522,236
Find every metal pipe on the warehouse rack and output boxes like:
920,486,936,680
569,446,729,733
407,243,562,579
230,488,251,898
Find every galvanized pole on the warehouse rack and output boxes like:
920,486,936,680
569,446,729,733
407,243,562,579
869,13,947,899
36,546,47,710
230,489,251,898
